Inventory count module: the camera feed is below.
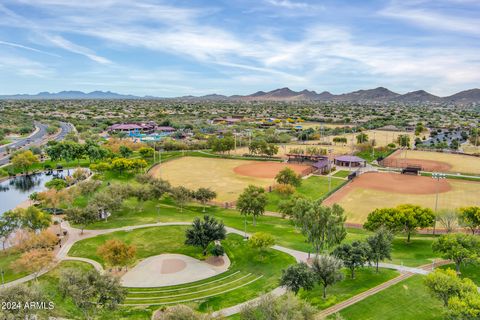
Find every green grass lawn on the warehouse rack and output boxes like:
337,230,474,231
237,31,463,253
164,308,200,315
78,197,437,267
299,268,399,310
0,250,29,283
332,170,350,178
335,275,445,320
390,236,440,267
266,176,345,212
69,227,295,312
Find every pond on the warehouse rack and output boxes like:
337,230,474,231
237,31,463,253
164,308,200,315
0,171,68,215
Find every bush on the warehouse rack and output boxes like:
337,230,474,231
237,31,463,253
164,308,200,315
274,183,296,196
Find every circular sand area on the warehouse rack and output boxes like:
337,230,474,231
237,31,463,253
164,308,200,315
233,162,312,178
121,254,231,287
324,172,452,205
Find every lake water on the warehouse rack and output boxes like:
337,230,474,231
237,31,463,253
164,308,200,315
0,171,67,215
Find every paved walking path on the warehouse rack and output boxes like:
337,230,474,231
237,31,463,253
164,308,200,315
3,220,451,317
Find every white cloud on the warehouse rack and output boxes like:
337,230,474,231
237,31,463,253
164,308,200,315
266,0,310,9
380,1,480,36
0,40,60,57
44,35,111,64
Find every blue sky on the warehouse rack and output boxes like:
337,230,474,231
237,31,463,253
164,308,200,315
0,0,479,96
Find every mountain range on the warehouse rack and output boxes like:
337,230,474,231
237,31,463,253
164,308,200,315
1,87,479,105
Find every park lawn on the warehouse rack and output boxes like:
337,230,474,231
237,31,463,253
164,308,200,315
80,198,438,266
69,228,295,312
335,275,445,320
36,260,153,320
390,236,440,267
265,176,346,212
332,170,350,178
81,199,370,253
299,268,399,310
69,225,203,267
0,250,29,283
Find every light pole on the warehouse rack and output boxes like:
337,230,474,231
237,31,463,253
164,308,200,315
1,269,4,288
432,172,446,235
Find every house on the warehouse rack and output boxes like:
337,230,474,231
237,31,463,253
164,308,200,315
107,121,157,134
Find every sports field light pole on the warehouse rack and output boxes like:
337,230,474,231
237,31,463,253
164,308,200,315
432,172,446,235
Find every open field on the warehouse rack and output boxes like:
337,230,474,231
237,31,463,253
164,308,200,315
336,275,444,320
385,149,480,174
324,172,480,223
149,156,311,202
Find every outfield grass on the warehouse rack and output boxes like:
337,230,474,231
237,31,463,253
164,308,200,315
299,268,399,310
335,275,445,320
69,228,295,312
0,250,29,283
266,175,345,212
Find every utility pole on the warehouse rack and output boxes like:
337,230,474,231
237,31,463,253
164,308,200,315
432,172,446,235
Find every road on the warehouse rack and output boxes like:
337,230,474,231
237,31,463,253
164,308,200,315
0,121,73,166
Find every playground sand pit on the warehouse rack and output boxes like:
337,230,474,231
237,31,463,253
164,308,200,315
384,150,480,174
324,172,480,223
233,162,311,178
121,253,230,287
150,157,311,202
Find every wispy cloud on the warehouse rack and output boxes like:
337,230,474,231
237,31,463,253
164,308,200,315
380,1,480,36
265,0,311,9
0,40,60,57
45,35,111,64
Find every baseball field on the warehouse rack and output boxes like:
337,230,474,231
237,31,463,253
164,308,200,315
323,172,480,223
149,157,312,202
384,149,480,174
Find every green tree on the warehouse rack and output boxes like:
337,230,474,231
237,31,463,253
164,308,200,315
248,232,275,252
448,292,480,319
364,204,435,242
65,207,98,235
236,185,267,227
432,233,480,273
0,210,20,250
240,292,316,320
296,200,346,256
119,145,133,158
280,262,316,295
194,187,217,212
45,178,68,190
59,268,126,319
366,228,393,272
356,132,369,144
311,255,344,299
171,186,192,212
424,268,477,307
458,206,480,235
275,167,302,187
210,244,225,257
0,284,46,319
14,206,51,231
397,134,411,147
333,240,370,279
185,215,227,256
11,150,38,173
138,147,154,159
